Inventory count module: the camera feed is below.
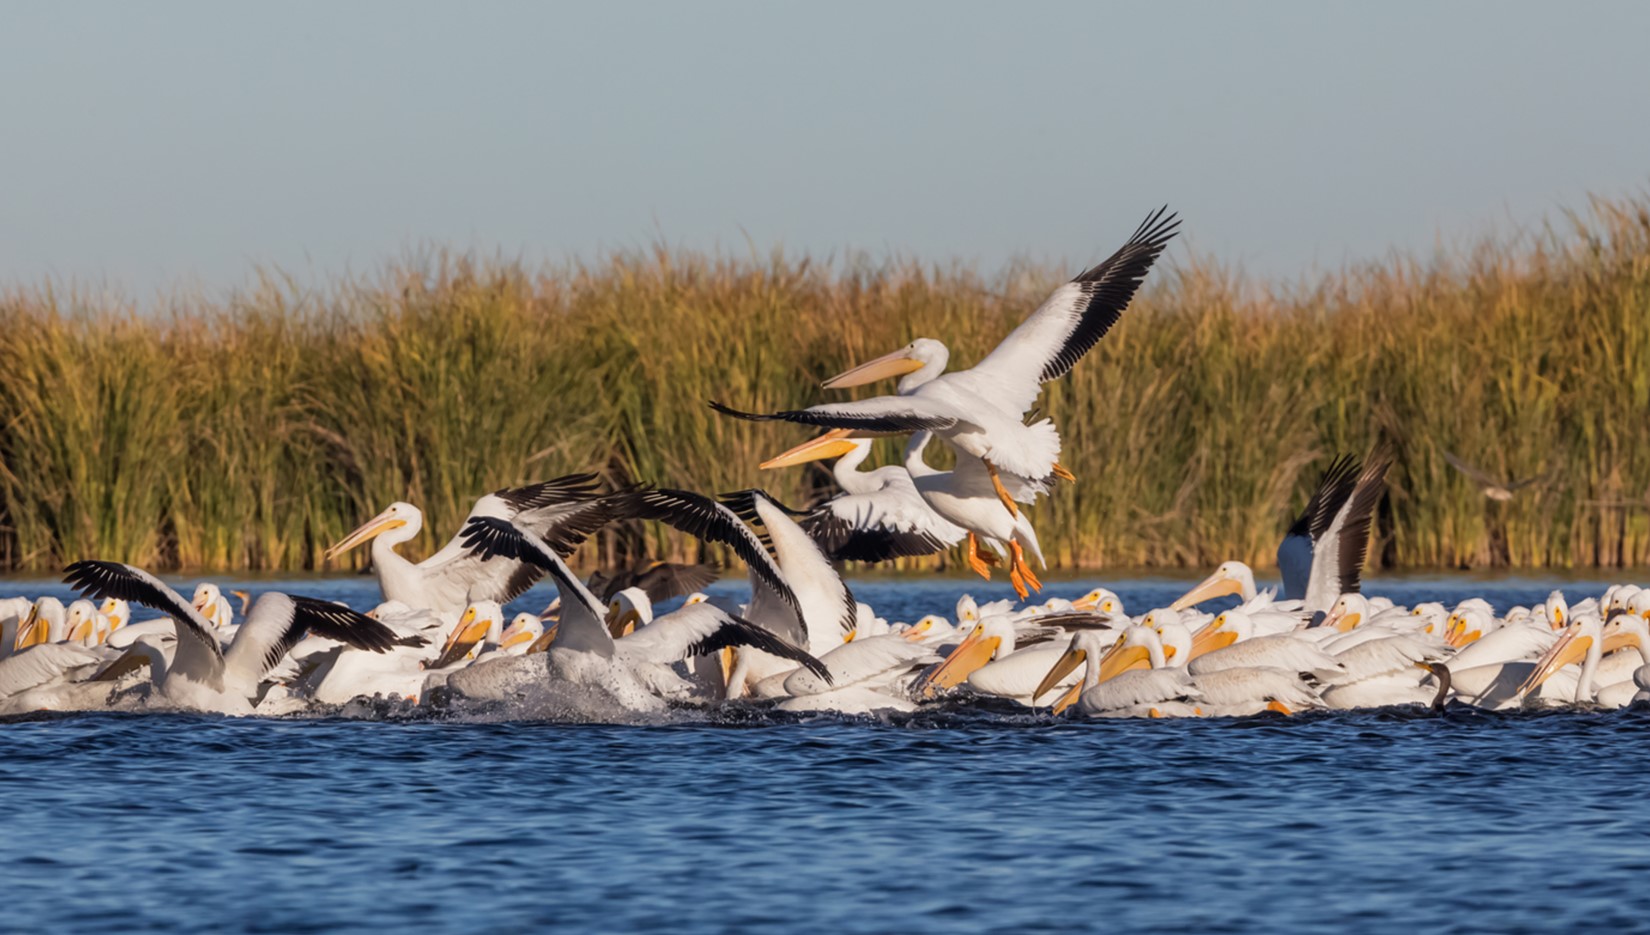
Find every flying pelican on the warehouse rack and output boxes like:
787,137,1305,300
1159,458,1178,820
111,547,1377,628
903,432,1047,598
63,560,402,715
762,429,1041,593
761,434,966,563
712,207,1179,513
454,515,829,711
324,473,627,616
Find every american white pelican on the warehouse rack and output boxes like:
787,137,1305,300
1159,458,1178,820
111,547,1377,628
1183,611,1342,678
453,515,830,711
767,635,937,713
1517,615,1611,705
1035,629,1199,716
912,612,1115,706
713,208,1178,506
296,602,442,706
324,473,625,616
626,487,856,659
761,434,966,563
63,560,402,715
428,600,506,669
0,641,110,714
1175,452,1391,617
903,431,1047,598
8,597,65,655
192,583,235,629
1595,614,1650,707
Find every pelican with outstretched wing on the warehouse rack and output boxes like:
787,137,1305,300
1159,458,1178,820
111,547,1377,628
323,474,630,617
713,207,1178,515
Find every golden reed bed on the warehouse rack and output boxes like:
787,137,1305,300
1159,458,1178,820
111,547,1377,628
2,196,1646,574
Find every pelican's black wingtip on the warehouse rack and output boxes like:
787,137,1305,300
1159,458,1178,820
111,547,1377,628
708,400,772,421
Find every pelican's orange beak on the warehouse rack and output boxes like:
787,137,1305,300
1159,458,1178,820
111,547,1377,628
760,429,860,469
822,348,926,389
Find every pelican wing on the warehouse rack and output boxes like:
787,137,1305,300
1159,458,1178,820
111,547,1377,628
458,516,614,657
418,474,624,607
725,490,859,643
0,642,105,697
1304,453,1392,612
224,594,402,684
63,560,224,679
588,561,722,604
1289,454,1363,542
1279,454,1361,600
958,207,1179,415
709,398,969,434
619,601,831,682
623,488,807,645
803,469,967,563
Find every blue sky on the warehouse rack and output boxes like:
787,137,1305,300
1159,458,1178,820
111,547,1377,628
2,0,1646,297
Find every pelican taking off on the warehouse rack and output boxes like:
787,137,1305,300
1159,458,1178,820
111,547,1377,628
760,434,966,563
712,207,1179,512
323,474,629,617
63,561,402,714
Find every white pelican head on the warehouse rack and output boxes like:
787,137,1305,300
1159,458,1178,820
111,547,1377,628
1544,590,1569,629
821,338,949,394
1069,587,1121,615
899,614,954,644
98,597,130,635
192,583,232,627
498,613,544,653
14,597,66,650
1445,607,1497,648
431,600,504,669
912,617,1016,697
1190,610,1248,659
325,502,423,562
1170,561,1256,611
1321,593,1371,632
606,588,652,638
64,600,103,646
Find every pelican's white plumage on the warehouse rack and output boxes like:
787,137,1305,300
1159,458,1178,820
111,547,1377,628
451,513,830,711
763,435,966,563
63,561,402,714
323,474,626,617
714,209,1178,484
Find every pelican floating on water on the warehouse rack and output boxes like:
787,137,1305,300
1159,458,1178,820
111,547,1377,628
63,560,403,714
453,514,830,712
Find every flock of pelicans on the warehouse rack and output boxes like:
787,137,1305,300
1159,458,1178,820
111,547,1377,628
3,207,1646,722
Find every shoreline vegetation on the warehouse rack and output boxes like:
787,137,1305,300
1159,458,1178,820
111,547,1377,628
2,196,1647,575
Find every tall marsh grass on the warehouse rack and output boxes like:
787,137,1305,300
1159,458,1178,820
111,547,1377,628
2,197,1648,574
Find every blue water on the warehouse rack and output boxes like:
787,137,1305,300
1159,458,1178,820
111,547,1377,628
3,572,1647,933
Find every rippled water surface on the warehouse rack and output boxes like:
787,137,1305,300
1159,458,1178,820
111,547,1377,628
4,573,1647,933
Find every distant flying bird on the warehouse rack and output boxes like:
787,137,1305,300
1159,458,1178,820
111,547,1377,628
1441,450,1549,502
